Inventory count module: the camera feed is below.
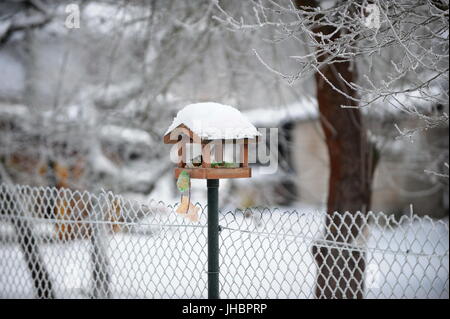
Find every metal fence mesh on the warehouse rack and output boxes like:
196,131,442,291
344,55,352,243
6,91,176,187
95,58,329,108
0,182,448,299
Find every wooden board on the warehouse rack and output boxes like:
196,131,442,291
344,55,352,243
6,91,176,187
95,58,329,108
174,167,251,179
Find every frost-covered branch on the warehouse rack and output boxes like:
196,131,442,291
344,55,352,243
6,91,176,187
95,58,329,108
214,0,449,177
0,0,52,43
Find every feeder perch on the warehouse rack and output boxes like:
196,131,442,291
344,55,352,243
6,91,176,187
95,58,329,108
163,102,260,179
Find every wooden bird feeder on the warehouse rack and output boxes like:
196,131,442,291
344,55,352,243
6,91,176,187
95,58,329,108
164,102,260,299
163,102,260,179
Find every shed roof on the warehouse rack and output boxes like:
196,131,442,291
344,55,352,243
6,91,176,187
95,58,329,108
164,102,260,142
244,99,319,127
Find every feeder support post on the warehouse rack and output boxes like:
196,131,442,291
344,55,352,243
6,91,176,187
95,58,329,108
207,178,220,299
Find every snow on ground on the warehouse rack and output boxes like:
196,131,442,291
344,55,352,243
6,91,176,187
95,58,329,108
0,203,448,299
365,216,449,299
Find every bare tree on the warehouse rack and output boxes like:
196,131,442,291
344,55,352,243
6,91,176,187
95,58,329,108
214,0,449,298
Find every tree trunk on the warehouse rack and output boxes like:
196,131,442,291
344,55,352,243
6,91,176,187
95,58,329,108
293,0,376,299
0,169,55,299
89,195,112,299
1,195,55,299
312,49,373,298
11,216,55,299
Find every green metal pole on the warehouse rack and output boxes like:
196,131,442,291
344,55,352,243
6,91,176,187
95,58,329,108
207,178,220,299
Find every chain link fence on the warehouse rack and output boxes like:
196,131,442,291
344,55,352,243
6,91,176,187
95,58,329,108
0,182,448,299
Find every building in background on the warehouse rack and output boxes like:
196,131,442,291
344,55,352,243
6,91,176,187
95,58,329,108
231,100,449,218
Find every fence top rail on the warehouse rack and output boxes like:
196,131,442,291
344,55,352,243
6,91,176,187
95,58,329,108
0,182,449,258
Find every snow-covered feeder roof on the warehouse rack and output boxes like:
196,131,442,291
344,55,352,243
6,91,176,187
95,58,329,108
164,102,261,144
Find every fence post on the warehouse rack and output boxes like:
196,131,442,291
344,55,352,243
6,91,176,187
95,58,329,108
207,178,220,299
90,195,111,299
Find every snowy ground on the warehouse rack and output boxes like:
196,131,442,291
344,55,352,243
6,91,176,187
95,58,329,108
0,205,448,299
